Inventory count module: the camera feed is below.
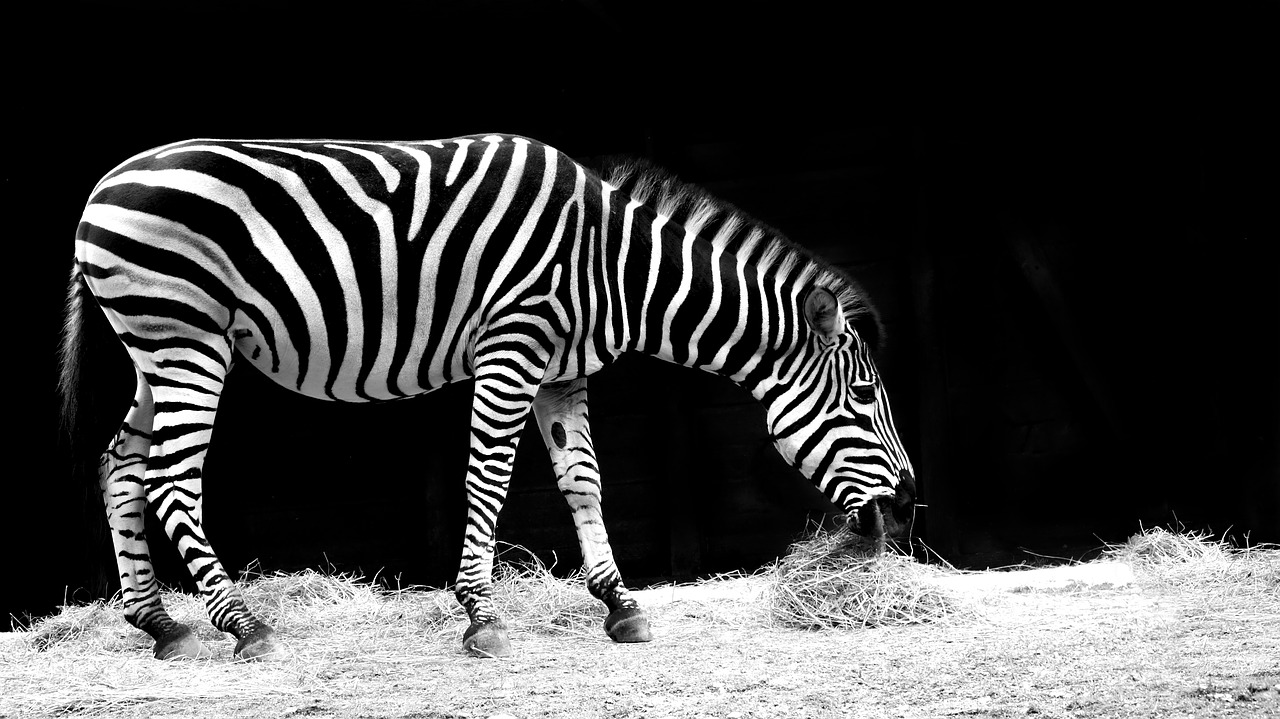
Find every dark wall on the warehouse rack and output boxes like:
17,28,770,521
914,119,1278,561
8,5,1275,626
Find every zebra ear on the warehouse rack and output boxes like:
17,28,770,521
804,287,846,342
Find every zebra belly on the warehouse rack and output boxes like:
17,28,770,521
230,333,613,402
228,314,474,403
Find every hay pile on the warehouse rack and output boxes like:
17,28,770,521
765,524,967,629
487,560,604,636
6,559,606,715
23,557,603,656
1106,526,1280,625
18,529,970,663
27,527,1267,657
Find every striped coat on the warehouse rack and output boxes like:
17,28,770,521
62,134,916,660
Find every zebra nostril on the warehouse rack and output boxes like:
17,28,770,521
895,469,916,507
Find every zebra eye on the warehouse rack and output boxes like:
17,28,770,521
851,383,876,405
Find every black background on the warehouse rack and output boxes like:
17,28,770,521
6,3,1276,628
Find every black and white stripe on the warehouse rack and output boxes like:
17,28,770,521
60,133,915,660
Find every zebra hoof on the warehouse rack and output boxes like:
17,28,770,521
154,624,212,660
463,619,511,658
604,607,652,643
234,626,285,661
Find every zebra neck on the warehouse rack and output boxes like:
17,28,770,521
614,203,800,400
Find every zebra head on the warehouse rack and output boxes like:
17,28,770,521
764,286,916,542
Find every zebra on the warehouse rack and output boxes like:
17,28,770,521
59,133,917,661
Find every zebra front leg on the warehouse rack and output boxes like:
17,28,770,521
532,379,652,643
454,361,545,657
99,368,210,659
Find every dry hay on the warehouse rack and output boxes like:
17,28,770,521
12,530,969,657
16,528,1275,715
764,523,969,630
4,557,606,717
20,528,1269,656
22,554,603,656
634,570,774,635
10,528,1277,717
1105,526,1280,625
487,557,605,637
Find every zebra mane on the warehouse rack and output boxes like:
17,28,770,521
602,158,885,351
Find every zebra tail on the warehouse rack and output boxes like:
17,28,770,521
59,261,115,597
58,263,87,441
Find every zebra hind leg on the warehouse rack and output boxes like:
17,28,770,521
532,379,652,643
99,367,210,659
133,336,283,660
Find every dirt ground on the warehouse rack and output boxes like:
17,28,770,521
3,560,1277,718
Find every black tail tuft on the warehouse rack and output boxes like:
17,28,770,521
58,261,118,599
58,264,88,443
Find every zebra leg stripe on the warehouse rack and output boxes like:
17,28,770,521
99,371,178,640
532,379,651,643
140,337,280,659
99,366,216,659
454,349,546,657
